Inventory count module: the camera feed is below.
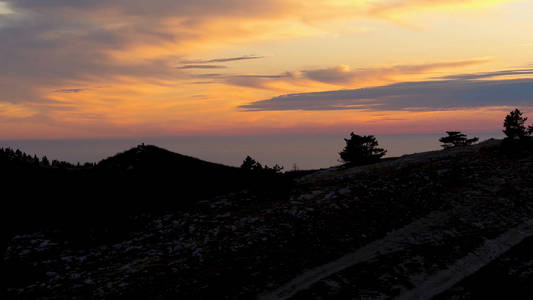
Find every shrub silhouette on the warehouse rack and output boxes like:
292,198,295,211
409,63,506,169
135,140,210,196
439,131,479,149
339,132,386,166
503,108,531,140
241,155,283,174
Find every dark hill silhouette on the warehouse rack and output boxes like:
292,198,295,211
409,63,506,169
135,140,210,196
97,144,238,173
2,145,289,249
93,144,248,204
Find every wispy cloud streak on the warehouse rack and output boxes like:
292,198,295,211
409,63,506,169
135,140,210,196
53,88,88,93
439,69,533,80
176,65,227,69
302,58,492,85
181,55,264,64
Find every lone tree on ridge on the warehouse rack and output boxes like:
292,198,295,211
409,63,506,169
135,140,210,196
439,131,479,149
503,108,531,140
339,132,386,166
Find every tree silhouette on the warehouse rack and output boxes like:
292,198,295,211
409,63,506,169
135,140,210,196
41,156,50,167
503,109,530,140
439,131,479,149
241,155,283,174
339,132,386,166
263,164,283,174
241,155,262,171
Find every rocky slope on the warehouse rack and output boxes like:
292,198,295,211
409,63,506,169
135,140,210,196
4,139,533,299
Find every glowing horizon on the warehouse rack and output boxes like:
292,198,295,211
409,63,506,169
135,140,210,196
1,0,532,139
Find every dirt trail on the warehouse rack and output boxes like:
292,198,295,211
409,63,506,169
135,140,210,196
397,219,533,300
261,212,533,300
260,210,450,300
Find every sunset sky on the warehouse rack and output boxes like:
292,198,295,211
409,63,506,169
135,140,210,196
1,0,532,139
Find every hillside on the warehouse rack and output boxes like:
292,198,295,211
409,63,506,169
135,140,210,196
2,144,284,251
4,139,533,299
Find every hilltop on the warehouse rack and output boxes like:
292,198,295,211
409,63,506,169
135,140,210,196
4,139,533,298
97,144,238,173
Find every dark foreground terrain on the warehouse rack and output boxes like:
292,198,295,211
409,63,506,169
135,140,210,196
3,139,533,299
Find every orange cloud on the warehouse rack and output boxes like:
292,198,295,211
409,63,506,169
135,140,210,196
301,58,493,86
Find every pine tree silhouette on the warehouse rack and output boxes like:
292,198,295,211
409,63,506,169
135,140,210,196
439,131,479,149
339,132,386,166
503,109,530,140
